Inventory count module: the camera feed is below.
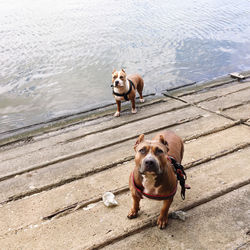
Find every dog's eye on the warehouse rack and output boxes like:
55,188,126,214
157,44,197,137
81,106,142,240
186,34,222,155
120,76,124,79
139,147,146,154
155,148,164,155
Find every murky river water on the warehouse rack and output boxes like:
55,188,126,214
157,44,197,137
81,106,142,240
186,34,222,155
1,0,250,134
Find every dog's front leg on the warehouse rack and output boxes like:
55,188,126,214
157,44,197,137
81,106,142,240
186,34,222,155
114,100,121,117
157,198,173,229
127,193,141,219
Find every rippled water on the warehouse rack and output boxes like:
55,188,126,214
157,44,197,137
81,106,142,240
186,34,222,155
1,0,250,134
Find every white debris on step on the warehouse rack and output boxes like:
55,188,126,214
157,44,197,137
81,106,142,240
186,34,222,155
83,203,98,211
102,192,118,207
170,210,187,221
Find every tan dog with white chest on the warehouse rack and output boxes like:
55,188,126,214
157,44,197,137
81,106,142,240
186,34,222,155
128,131,185,229
112,69,144,117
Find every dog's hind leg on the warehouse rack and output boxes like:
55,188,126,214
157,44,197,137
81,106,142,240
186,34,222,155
137,79,144,103
114,100,121,117
131,98,137,114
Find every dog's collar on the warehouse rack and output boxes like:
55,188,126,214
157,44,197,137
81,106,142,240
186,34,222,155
112,79,135,101
132,172,177,200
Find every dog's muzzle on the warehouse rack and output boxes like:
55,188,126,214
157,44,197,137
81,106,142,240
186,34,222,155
140,156,162,174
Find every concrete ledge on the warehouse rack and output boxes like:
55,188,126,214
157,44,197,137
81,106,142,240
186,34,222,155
1,70,250,147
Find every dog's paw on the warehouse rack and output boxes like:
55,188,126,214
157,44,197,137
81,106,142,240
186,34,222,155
131,108,137,114
114,111,120,117
127,209,138,219
157,215,168,229
139,98,144,103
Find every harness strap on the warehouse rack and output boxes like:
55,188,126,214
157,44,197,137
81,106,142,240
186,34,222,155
168,156,190,200
112,79,135,101
132,172,177,200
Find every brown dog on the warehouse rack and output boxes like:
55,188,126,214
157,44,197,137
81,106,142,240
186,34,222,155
112,69,144,117
128,131,184,229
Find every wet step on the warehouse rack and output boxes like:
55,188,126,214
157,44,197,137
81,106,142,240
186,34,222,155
0,97,180,156
0,96,167,145
0,147,249,249
0,99,188,173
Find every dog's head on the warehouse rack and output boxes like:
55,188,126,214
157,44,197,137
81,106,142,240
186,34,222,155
134,134,169,175
112,69,127,88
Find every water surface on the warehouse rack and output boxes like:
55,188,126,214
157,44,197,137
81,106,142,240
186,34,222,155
1,0,250,134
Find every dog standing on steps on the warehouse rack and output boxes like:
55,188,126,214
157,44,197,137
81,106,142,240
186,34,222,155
128,131,185,229
111,69,144,117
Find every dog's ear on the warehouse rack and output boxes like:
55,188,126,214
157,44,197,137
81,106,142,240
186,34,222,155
159,135,169,152
112,69,116,74
121,68,126,73
134,134,144,151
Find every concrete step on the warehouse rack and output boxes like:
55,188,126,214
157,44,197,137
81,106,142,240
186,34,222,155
197,86,250,114
223,102,250,121
0,147,249,249
103,184,250,250
0,111,237,204
179,80,250,104
0,125,248,235
0,104,197,177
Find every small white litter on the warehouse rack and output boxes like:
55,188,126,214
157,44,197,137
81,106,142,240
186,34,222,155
170,210,187,221
83,203,98,211
102,192,118,207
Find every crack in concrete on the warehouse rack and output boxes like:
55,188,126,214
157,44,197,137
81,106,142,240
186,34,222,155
219,100,250,112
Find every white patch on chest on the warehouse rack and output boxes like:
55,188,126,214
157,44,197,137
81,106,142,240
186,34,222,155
114,95,124,101
142,173,160,195
113,79,130,101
